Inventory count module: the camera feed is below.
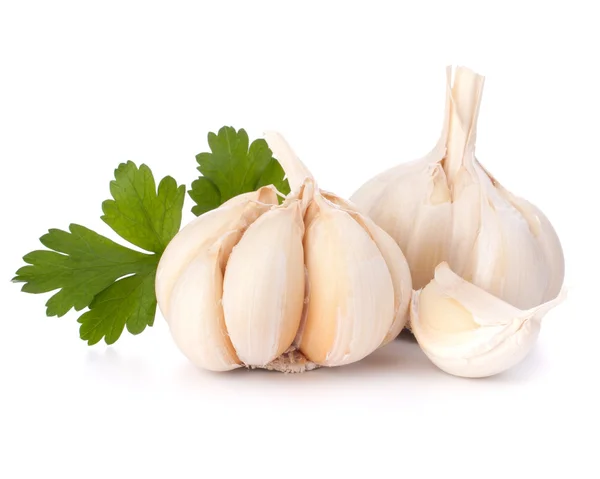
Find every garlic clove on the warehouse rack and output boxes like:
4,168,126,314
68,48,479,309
410,262,566,378
470,185,549,309
167,231,242,372
365,220,413,346
492,181,565,303
222,201,306,367
300,194,395,366
155,186,278,317
320,191,412,346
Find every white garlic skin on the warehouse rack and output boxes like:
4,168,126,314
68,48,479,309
155,133,412,372
350,66,565,310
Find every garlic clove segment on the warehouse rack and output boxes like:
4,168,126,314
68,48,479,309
410,262,566,378
156,186,278,317
320,191,412,346
263,130,412,363
363,219,413,346
167,232,243,372
222,200,306,367
488,178,565,303
350,66,565,310
300,194,395,366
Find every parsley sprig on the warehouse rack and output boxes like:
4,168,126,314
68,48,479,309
13,162,185,345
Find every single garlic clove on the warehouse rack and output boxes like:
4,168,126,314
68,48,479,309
222,201,306,367
410,262,566,378
470,186,549,310
167,232,242,372
155,186,278,317
365,221,413,346
320,191,412,345
300,193,395,366
491,180,565,303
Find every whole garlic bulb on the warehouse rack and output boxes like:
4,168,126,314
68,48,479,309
155,132,412,373
351,66,564,308
350,66,566,378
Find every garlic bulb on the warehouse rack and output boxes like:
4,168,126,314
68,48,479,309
155,132,412,373
350,66,566,377
351,66,564,307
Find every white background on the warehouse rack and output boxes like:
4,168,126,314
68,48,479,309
1,1,598,478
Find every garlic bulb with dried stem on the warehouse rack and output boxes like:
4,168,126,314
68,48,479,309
350,66,566,377
155,133,412,373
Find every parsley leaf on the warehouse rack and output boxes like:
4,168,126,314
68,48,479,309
102,161,184,253
13,225,156,317
189,126,290,216
78,272,157,345
13,161,185,345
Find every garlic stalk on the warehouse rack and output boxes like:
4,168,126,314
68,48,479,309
350,66,566,377
155,133,412,373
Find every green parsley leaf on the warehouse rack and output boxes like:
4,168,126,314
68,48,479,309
78,272,157,345
189,126,290,216
13,224,156,317
102,161,184,253
13,161,185,345
188,177,221,217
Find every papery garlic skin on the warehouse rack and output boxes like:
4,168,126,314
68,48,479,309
410,263,566,378
156,133,412,372
351,66,565,310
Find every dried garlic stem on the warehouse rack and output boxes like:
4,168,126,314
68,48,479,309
264,130,314,191
443,66,485,184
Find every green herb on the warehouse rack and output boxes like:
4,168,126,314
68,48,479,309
189,126,290,216
13,161,185,345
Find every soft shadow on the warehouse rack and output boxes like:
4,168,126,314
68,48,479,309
84,347,155,385
308,337,443,380
84,335,546,391
171,335,447,395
